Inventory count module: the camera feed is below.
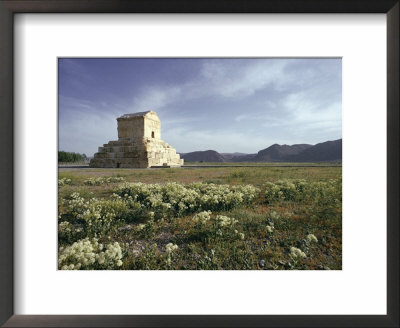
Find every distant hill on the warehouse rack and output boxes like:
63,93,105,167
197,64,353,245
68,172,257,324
221,152,250,161
180,139,342,163
181,150,226,162
231,154,257,162
253,144,312,162
287,139,342,162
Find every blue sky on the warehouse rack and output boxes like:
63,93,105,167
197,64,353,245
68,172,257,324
58,58,341,156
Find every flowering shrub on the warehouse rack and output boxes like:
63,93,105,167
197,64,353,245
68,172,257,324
236,231,245,240
192,211,212,225
58,178,72,186
136,224,146,231
63,192,132,236
59,221,72,233
264,179,307,203
306,233,318,243
215,215,238,227
264,182,284,203
165,243,179,266
115,182,259,215
264,179,341,205
308,179,342,220
165,243,179,253
290,247,306,259
189,211,243,243
58,221,84,244
58,238,123,270
191,211,238,228
67,192,129,221
84,176,125,186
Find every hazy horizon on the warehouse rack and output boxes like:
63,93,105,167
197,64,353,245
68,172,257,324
58,58,342,156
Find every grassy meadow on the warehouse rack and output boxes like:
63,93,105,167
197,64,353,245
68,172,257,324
58,166,342,270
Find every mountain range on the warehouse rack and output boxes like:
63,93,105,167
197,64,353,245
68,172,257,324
180,139,342,163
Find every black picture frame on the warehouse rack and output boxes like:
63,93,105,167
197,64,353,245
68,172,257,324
0,1,398,327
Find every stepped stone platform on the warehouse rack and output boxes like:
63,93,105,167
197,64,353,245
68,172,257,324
90,111,183,168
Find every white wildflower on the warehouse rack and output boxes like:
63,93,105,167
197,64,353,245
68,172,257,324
136,224,146,231
306,234,318,243
58,238,123,270
290,247,306,259
215,215,238,227
192,211,212,225
165,243,178,253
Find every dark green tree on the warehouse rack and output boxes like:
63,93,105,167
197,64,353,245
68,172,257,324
58,151,87,163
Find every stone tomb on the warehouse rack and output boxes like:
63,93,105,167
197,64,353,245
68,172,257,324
90,111,184,168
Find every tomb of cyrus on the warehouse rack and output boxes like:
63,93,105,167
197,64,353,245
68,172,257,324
89,111,184,168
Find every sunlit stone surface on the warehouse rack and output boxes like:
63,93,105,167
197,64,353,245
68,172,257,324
90,111,183,168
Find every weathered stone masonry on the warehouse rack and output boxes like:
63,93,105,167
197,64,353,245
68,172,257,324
90,111,184,168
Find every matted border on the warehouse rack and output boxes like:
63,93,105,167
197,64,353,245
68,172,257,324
0,0,398,327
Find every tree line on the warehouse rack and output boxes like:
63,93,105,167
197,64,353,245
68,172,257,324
58,151,88,163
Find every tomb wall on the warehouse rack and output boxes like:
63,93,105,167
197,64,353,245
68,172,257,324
90,111,183,168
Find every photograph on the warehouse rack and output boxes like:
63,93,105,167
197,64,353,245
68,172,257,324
1,0,396,325
58,58,342,270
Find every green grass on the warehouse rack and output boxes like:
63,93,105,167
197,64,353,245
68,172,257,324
59,166,341,190
183,161,342,166
58,166,342,270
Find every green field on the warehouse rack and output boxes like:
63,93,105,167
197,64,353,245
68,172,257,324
182,161,342,166
58,166,342,270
